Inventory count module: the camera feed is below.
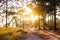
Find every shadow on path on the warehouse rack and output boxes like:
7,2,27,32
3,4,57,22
25,33,45,40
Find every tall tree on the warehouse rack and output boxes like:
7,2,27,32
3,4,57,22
6,0,8,28
49,0,60,30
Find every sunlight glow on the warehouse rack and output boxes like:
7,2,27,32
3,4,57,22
10,20,16,28
0,0,38,27
40,16,43,19
0,3,2,6
24,13,39,22
0,10,3,13
56,16,60,19
23,7,32,15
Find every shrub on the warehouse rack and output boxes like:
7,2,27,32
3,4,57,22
0,27,24,40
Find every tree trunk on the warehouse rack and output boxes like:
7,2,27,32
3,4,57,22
15,19,17,27
48,14,49,30
6,0,8,28
54,6,57,30
43,13,46,30
52,14,54,28
39,15,40,30
49,13,53,30
23,17,24,29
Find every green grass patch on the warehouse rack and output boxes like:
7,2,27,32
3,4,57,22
0,27,24,40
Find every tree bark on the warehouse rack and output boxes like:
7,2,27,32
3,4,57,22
43,13,46,30
39,14,40,30
6,0,8,28
54,6,57,30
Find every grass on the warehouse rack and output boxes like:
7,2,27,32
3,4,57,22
0,27,25,40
